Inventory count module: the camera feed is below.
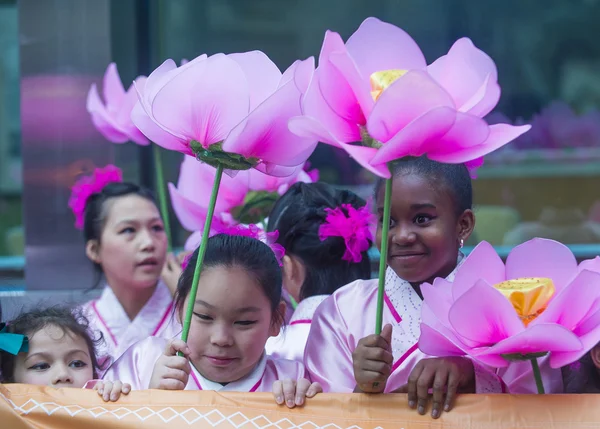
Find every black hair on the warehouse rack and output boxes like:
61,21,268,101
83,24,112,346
267,182,372,301
374,156,473,217
0,306,106,383
174,234,284,325
83,182,157,288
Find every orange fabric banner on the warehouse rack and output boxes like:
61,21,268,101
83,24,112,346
1,384,598,429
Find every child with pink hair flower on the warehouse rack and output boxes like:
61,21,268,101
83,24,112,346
305,157,563,420
265,182,374,362
70,166,181,368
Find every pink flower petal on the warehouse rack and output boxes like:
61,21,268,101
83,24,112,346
223,58,317,167
428,123,531,163
427,38,499,116
229,51,281,109
369,107,456,166
118,80,150,146
421,278,454,327
288,116,345,148
87,83,129,143
151,54,250,147
505,238,578,292
418,321,468,357
247,164,310,193
448,280,524,347
184,230,203,251
117,79,143,123
177,155,250,213
131,102,190,153
461,76,501,118
318,31,365,125
425,112,490,157
168,182,210,232
579,256,600,274
452,241,506,299
253,163,303,178
345,17,427,78
291,57,314,93
138,59,176,109
329,50,375,120
367,70,455,143
550,307,600,367
103,63,125,107
290,69,361,145
534,270,600,330
473,323,582,368
337,143,390,178
144,55,208,103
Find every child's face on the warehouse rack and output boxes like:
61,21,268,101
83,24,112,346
182,265,282,384
376,173,473,285
89,195,167,290
13,324,94,388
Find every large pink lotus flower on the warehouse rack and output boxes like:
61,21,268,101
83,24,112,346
87,63,150,146
170,156,316,250
131,51,318,176
288,17,530,178
419,238,600,369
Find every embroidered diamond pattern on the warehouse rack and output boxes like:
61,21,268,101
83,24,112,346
156,407,179,422
229,412,254,427
132,407,156,420
203,409,227,425
1,391,387,429
272,418,298,429
297,421,320,429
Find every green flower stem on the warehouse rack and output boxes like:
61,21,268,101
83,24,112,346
375,173,393,335
530,357,545,394
180,163,224,343
153,144,172,253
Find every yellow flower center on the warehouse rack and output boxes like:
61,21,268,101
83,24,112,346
493,278,555,326
370,69,408,101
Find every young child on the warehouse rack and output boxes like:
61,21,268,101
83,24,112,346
70,167,180,364
265,182,373,361
103,234,322,408
304,156,563,417
0,307,129,402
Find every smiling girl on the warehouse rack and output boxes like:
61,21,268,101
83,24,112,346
103,233,322,407
304,156,563,418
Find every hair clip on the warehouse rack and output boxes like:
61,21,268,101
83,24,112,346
68,164,123,229
0,323,29,355
318,203,375,263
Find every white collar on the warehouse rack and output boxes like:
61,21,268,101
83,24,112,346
289,295,328,323
191,353,267,392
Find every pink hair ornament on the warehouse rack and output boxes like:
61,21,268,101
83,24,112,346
180,252,192,270
214,224,285,266
68,164,123,229
318,203,375,263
